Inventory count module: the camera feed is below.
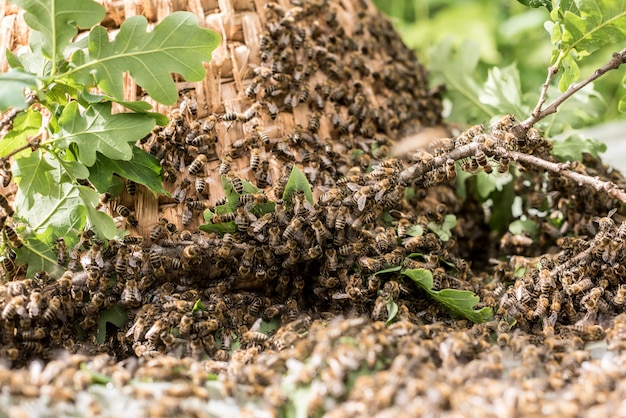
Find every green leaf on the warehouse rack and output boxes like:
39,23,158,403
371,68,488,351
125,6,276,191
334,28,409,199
55,102,156,166
10,0,105,60
80,363,111,385
5,49,23,70
192,299,207,313
474,171,498,200
386,297,399,325
0,70,38,110
402,268,493,323
374,265,402,275
68,12,220,105
0,107,42,157
259,318,281,335
14,235,65,278
558,54,580,92
14,173,86,237
517,0,552,11
88,147,165,194
557,0,626,57
13,150,56,206
428,38,496,123
406,225,423,237
428,214,456,242
199,210,237,235
283,165,314,207
77,186,117,239
96,303,128,344
551,134,607,161
509,219,539,238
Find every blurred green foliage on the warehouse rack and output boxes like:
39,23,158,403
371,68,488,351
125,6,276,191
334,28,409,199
372,0,626,125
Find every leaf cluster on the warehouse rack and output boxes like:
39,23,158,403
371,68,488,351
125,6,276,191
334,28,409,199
0,0,219,275
375,262,493,323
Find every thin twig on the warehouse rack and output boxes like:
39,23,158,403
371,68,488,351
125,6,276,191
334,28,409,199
399,140,626,204
518,47,626,131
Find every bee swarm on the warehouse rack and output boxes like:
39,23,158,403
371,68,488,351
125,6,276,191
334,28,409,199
2,0,626,416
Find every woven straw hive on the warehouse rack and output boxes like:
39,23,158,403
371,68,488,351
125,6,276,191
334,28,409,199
2,0,443,239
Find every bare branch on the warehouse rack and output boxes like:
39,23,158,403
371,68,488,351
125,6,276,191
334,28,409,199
399,139,626,204
530,65,559,122
519,47,626,130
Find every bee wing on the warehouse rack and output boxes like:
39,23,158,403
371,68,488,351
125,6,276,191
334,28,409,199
346,182,361,192
357,194,367,212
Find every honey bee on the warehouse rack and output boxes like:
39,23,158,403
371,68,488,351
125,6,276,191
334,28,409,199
308,112,321,133
473,150,492,173
498,156,510,174
225,171,244,194
283,216,304,240
0,194,14,216
443,158,457,183
612,284,626,306
42,296,61,322
121,279,142,307
182,244,202,266
149,218,168,242
2,294,25,320
55,237,67,265
532,270,552,295
533,295,549,319
210,212,237,224
188,154,208,176
4,224,23,248
266,101,279,119
567,278,593,295
252,160,271,189
179,205,192,226
26,292,43,318
172,178,192,204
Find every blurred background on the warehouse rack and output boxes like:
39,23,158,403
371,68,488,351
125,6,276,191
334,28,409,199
371,0,626,170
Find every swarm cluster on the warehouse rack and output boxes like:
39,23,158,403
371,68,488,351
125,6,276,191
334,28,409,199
3,0,626,415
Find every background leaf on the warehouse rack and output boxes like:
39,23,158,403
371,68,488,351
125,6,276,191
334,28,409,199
68,12,220,105
10,0,105,60
551,134,607,161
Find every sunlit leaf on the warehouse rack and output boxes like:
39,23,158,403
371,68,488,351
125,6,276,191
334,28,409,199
0,70,38,110
88,146,165,194
13,150,55,206
77,185,118,239
0,107,42,157
55,102,156,166
406,225,423,237
14,235,65,278
479,64,527,118
68,12,220,105
10,0,105,60
283,165,314,207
